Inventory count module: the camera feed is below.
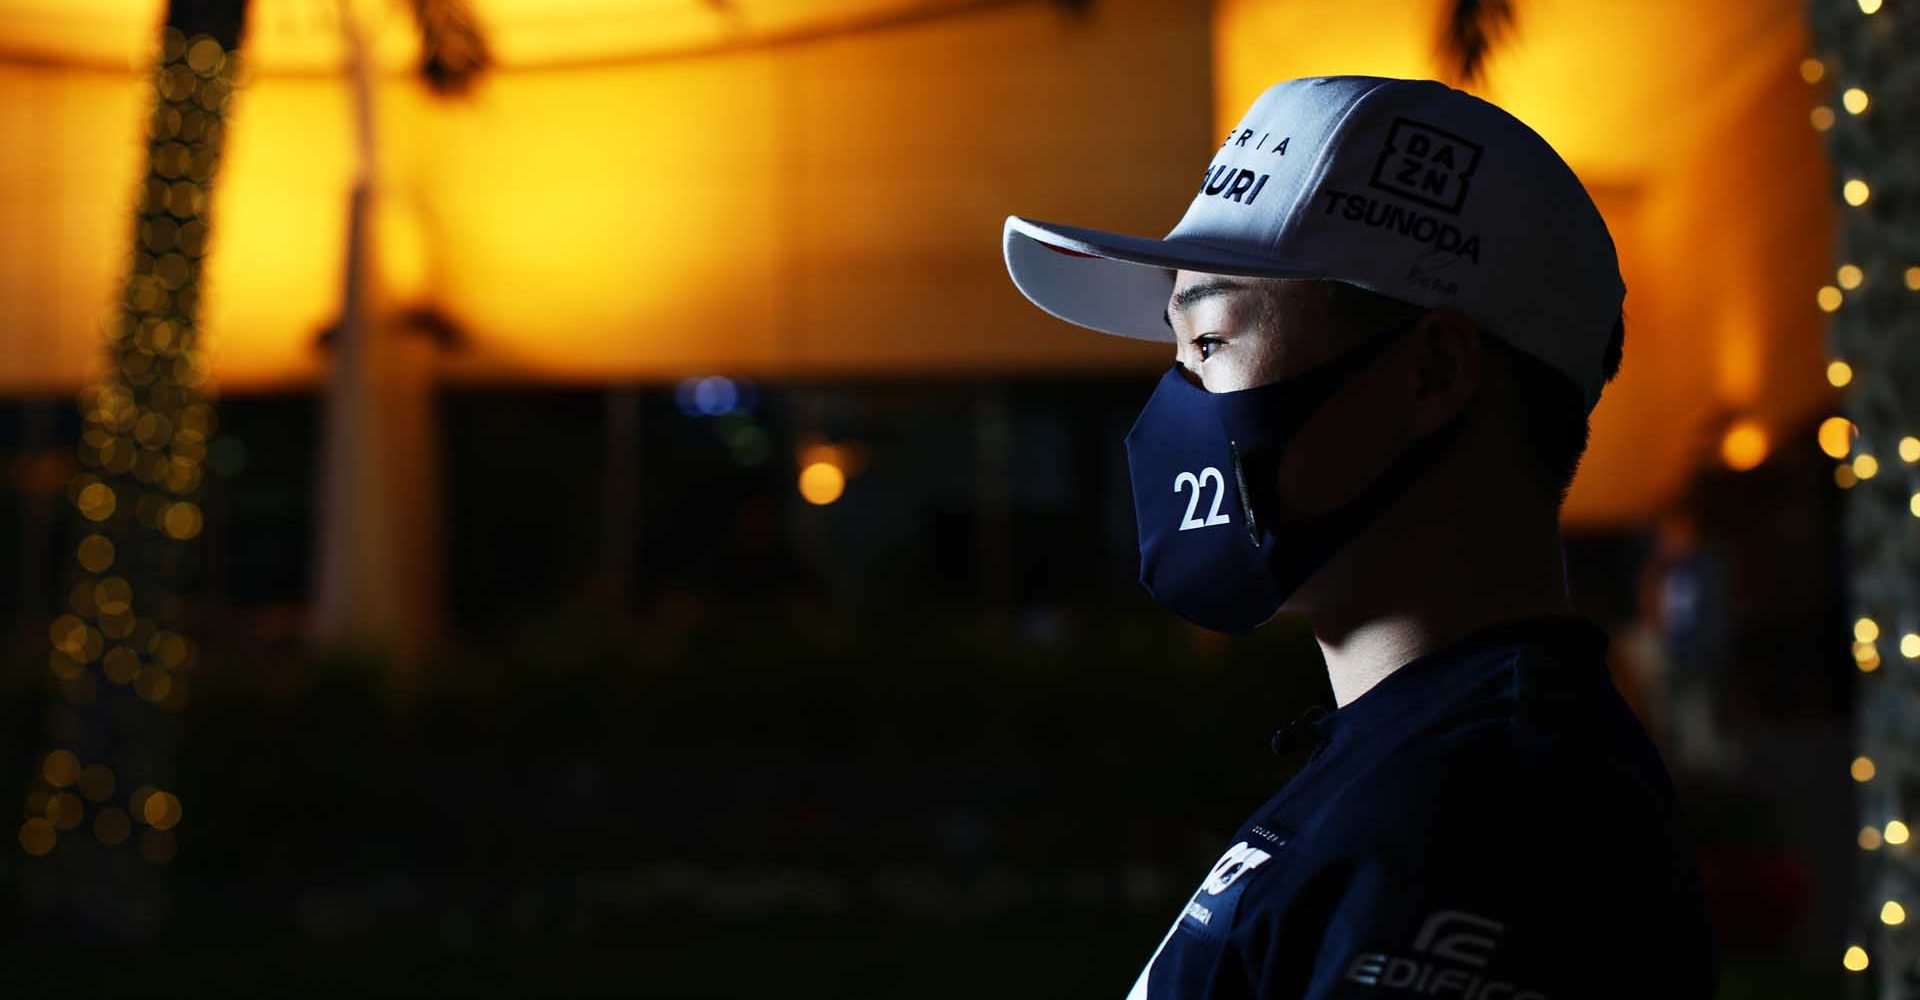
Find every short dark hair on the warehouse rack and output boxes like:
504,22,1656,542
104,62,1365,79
1319,281,1625,511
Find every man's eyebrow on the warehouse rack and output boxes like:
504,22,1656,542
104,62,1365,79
1163,279,1253,329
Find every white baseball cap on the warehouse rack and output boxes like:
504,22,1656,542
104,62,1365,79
1002,75,1623,413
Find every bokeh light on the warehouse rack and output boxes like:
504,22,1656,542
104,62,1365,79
18,818,56,857
1720,421,1768,471
799,462,846,506
1819,417,1856,459
40,750,80,788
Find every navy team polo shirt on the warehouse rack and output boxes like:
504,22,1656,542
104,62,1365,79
1124,613,1720,1000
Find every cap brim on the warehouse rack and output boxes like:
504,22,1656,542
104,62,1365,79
1002,215,1329,342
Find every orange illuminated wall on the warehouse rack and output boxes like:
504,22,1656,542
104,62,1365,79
0,0,1212,393
0,0,1839,527
1212,0,1837,526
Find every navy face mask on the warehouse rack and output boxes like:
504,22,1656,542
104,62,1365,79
1122,318,1472,634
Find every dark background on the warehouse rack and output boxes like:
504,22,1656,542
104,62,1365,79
1,377,1851,996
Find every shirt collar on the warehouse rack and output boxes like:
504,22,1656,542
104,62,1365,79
1304,612,1610,748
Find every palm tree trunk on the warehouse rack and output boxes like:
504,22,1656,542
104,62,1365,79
309,0,441,678
17,0,247,942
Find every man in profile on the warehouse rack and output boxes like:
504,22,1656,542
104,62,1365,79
1000,75,1719,998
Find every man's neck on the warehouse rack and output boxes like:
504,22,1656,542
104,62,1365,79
1307,513,1573,710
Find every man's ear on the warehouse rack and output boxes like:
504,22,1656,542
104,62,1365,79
1407,308,1481,435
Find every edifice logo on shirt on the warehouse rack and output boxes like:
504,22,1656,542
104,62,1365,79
1413,909,1504,968
1343,907,1549,999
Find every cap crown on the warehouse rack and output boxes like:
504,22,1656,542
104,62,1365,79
1167,76,1622,411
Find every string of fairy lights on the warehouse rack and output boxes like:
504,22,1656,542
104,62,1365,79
15,27,233,907
1808,0,1920,990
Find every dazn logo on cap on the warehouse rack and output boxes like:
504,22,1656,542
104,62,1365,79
1369,118,1483,215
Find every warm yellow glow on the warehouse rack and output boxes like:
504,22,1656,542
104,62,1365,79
798,461,846,506
134,669,173,705
1854,454,1879,479
46,792,83,832
8,0,1231,394
1862,825,1884,850
1838,264,1864,289
1889,820,1911,845
1845,179,1872,206
1859,0,1883,13
1858,618,1882,643
142,790,181,831
40,749,80,788
76,482,117,521
1817,286,1844,312
153,633,189,669
1811,106,1835,131
375,196,432,308
162,501,203,540
1844,945,1870,972
1800,58,1826,83
1911,491,1920,518
1854,756,1878,782
1819,417,1856,459
76,534,115,573
100,612,134,641
1907,267,1920,291
1856,642,1881,672
1720,421,1768,471
1901,634,1920,659
1900,437,1920,463
18,818,55,857
1842,88,1870,114
102,647,139,685
94,577,131,616
799,444,849,472
1884,901,1906,925
0,0,1860,546
1827,360,1853,386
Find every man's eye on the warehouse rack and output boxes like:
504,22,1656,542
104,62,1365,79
1193,335,1224,361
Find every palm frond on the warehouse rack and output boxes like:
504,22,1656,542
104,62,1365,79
1437,0,1516,88
408,0,492,97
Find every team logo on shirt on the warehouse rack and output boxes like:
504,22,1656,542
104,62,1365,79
1413,909,1504,967
1201,841,1273,896
1342,908,1549,999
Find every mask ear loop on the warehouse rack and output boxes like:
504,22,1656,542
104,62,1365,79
1229,440,1259,547
1218,313,1426,548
